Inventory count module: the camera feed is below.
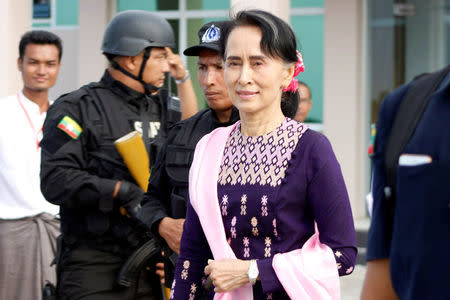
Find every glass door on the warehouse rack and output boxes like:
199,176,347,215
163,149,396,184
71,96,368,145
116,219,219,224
368,0,449,124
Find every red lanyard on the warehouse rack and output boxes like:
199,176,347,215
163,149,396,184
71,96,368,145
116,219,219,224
17,93,43,150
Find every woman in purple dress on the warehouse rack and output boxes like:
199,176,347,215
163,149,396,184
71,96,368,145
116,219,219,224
170,10,356,300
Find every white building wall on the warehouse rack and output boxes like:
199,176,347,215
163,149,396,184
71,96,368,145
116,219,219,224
78,0,116,87
324,0,367,218
230,0,290,22
47,28,79,100
0,0,32,97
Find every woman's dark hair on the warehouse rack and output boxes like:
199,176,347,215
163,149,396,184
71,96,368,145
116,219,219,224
281,90,299,118
19,30,63,61
220,10,299,117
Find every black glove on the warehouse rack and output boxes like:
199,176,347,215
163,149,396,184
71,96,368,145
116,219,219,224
115,181,144,217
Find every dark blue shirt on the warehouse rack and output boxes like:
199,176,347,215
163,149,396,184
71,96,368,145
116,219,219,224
367,70,450,300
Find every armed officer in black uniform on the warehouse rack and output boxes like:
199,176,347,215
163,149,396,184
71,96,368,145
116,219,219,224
40,10,197,299
137,21,239,293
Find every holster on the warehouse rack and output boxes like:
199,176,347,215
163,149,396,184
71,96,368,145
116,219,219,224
42,235,65,299
42,281,56,300
51,234,65,267
115,239,160,287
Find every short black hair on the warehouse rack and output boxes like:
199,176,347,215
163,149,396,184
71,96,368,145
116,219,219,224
19,30,63,61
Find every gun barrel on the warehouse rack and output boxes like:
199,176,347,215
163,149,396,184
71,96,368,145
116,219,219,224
116,239,160,287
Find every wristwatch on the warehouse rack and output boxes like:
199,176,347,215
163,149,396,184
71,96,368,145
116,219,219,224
248,259,259,285
175,70,190,84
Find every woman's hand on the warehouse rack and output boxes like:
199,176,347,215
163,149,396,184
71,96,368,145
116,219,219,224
204,259,251,293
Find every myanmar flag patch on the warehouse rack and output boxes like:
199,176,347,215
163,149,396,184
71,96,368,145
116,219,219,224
57,116,83,139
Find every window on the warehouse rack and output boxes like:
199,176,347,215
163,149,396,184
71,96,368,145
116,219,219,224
368,0,450,124
33,0,51,19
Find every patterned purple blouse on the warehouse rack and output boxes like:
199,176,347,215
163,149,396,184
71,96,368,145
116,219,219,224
171,119,357,299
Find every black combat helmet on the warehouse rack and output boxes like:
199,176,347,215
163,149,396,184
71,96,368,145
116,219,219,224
101,10,175,93
101,10,175,56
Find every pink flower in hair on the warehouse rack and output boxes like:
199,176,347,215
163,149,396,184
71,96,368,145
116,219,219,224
294,50,305,76
283,79,298,93
283,50,305,93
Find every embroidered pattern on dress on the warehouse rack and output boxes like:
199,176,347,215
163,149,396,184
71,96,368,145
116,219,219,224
230,216,237,238
251,217,259,236
218,119,307,187
188,283,197,300
273,218,278,237
243,237,250,258
240,194,247,215
264,237,272,257
266,293,273,300
335,250,346,272
261,195,268,216
181,260,190,280
221,194,229,216
170,280,176,299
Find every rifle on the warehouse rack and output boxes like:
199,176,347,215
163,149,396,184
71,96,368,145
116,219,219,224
115,239,160,287
114,131,171,299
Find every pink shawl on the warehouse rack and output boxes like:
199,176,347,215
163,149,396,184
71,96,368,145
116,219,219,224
188,123,340,300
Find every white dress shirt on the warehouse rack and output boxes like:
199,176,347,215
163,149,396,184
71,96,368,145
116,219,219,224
0,91,59,219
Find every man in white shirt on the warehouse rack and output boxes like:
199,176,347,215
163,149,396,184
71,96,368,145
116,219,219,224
0,30,62,300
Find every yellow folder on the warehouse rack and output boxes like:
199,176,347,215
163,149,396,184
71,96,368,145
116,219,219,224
114,131,150,191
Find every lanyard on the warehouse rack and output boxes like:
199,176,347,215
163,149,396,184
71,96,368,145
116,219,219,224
17,93,43,150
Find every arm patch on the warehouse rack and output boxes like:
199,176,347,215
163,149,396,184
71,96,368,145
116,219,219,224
41,114,82,155
57,116,83,139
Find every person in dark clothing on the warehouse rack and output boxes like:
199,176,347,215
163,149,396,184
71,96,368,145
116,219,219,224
137,21,238,292
362,66,450,300
40,10,197,300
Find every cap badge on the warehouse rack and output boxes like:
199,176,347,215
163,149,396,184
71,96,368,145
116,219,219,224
202,25,221,43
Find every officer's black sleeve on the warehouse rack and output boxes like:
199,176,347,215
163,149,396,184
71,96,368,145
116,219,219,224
40,98,118,211
138,137,173,236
